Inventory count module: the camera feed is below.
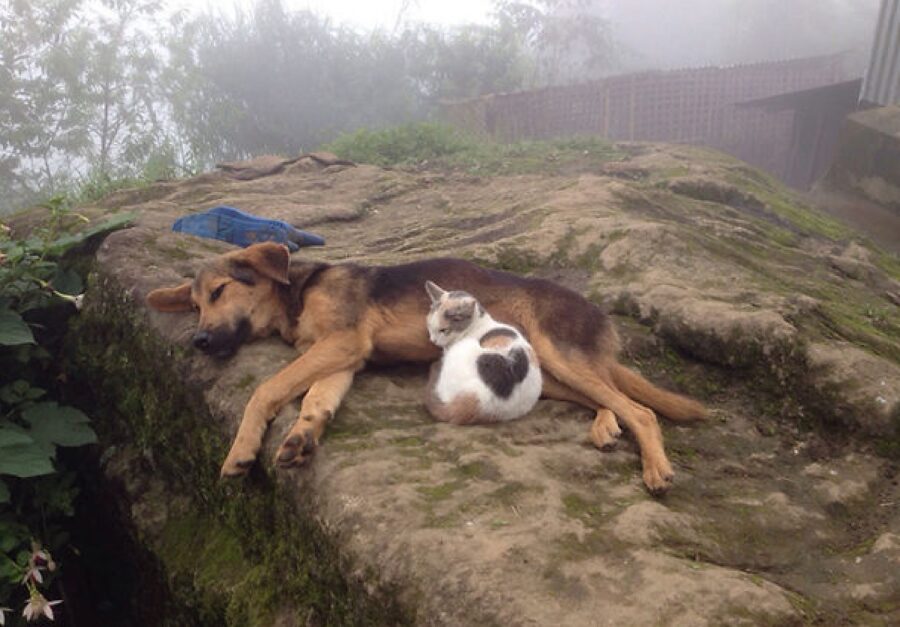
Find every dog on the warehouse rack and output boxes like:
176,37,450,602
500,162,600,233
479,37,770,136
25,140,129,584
146,242,707,493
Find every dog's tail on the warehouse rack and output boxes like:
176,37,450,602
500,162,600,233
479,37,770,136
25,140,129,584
610,363,708,421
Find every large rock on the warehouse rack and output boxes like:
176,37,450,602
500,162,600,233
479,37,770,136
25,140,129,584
67,144,899,625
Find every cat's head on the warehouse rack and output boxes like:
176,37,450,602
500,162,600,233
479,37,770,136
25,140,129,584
425,281,483,347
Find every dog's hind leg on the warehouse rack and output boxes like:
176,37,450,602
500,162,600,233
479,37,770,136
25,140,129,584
275,370,355,468
541,373,622,449
221,330,368,477
533,339,673,494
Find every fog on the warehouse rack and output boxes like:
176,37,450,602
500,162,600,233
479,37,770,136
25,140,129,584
177,1,881,68
0,0,884,214
607,0,880,72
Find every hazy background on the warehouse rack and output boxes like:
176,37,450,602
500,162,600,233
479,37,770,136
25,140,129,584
0,0,882,214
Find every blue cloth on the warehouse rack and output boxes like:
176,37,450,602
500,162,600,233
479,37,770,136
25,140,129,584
172,206,325,251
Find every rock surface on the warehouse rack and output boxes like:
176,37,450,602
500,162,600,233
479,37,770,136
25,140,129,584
64,145,899,625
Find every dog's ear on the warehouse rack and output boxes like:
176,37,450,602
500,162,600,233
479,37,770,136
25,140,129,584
147,282,193,312
425,281,446,304
231,242,290,285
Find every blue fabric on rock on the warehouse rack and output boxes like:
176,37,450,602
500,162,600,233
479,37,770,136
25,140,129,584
172,206,325,251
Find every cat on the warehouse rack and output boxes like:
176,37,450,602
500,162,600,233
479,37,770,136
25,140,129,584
424,280,542,425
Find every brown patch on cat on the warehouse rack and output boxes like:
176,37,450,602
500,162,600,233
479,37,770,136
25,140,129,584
425,361,483,424
480,335,515,350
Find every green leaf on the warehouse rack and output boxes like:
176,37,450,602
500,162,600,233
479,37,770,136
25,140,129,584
22,402,91,425
0,519,29,553
0,443,54,478
0,308,34,346
22,402,96,448
0,479,9,504
50,267,83,295
0,380,45,405
44,212,136,257
0,425,33,448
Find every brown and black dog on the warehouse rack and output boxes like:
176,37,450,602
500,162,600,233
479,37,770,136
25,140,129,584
147,242,706,493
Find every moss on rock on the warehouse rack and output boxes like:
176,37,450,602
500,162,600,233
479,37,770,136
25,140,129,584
66,268,411,626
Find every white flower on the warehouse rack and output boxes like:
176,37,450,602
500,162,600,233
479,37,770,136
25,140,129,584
22,593,62,622
1,607,12,626
22,543,52,584
21,566,44,584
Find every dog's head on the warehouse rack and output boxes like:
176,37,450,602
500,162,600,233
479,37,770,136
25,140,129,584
146,242,291,359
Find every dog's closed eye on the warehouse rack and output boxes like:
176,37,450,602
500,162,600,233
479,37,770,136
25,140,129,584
210,283,226,303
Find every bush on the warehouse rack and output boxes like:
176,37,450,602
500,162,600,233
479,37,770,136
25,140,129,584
324,123,626,174
0,198,133,622
323,123,477,167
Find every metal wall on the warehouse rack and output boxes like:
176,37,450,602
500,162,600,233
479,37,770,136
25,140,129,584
862,0,900,105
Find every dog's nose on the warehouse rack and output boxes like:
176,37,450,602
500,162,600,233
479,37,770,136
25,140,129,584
192,331,212,351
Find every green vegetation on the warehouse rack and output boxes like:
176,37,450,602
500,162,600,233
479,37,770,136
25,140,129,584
325,124,626,174
0,198,133,620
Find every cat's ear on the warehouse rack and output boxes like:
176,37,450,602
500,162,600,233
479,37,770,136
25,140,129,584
425,281,446,303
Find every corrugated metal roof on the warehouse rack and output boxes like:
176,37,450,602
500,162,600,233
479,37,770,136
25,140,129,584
862,0,900,105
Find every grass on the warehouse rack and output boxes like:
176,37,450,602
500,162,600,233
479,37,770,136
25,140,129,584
322,123,626,175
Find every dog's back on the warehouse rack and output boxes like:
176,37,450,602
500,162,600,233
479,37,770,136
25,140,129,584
366,257,618,359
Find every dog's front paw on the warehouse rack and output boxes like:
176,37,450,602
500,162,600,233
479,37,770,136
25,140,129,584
220,446,257,478
642,458,675,496
275,428,318,468
590,409,622,450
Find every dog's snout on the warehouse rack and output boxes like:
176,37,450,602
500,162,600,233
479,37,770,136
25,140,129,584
193,331,212,351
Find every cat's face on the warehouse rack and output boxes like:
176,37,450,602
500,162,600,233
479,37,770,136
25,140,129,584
425,281,481,347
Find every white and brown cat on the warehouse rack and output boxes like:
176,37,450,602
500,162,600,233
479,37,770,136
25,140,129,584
424,281,542,425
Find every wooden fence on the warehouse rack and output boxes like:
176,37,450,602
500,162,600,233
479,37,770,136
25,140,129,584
441,54,851,186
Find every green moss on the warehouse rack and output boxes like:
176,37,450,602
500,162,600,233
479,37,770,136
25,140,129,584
391,435,426,448
323,123,626,176
454,460,495,480
724,169,851,241
561,493,605,526
552,530,622,561
417,480,466,502
65,270,412,626
491,244,543,274
475,433,524,457
486,481,539,506
873,250,900,282
157,242,197,261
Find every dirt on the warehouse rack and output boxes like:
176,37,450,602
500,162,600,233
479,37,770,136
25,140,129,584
65,145,900,625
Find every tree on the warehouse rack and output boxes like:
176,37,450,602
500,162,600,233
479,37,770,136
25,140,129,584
0,0,167,214
0,0,92,210
494,0,616,87
81,0,166,181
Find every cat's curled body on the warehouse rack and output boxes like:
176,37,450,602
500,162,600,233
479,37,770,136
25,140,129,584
424,281,542,425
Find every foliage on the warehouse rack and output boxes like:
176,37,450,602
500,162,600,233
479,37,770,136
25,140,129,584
0,0,172,215
494,0,616,86
0,199,133,618
324,123,477,166
324,123,625,174
0,0,619,209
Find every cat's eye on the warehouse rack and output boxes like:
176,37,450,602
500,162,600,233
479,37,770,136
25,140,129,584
210,283,226,303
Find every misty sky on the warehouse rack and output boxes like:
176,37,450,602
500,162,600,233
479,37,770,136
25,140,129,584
179,0,492,28
172,0,880,70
